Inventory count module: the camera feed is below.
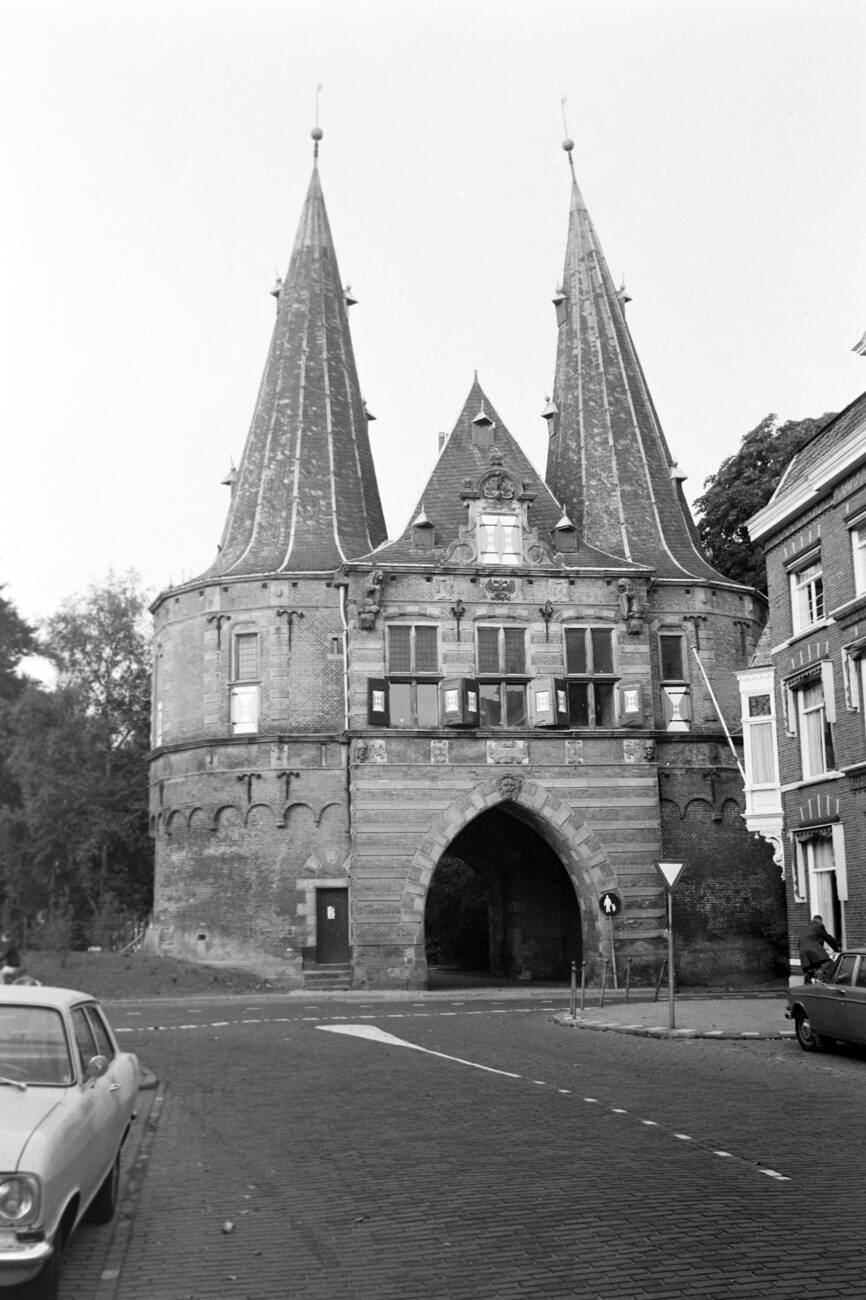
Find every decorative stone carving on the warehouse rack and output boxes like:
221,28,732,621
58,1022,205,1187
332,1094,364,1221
622,739,643,764
565,739,584,765
432,575,454,600
486,739,529,765
617,578,645,635
355,738,387,764
430,739,449,765
484,577,517,602
644,740,656,762
496,774,523,800
358,569,384,631
481,471,516,500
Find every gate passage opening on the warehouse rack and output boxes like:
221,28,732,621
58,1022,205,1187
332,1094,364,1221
423,805,581,984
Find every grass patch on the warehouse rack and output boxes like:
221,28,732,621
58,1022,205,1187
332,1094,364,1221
18,951,275,1000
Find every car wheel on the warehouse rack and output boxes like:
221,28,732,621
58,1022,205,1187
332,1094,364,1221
795,1011,825,1052
87,1152,120,1225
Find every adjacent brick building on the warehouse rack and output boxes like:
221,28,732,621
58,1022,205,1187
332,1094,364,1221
148,132,781,989
742,393,866,979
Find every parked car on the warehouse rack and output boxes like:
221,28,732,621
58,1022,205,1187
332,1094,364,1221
786,949,866,1052
0,986,139,1298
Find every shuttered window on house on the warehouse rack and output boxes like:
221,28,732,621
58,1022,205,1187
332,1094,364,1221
385,625,440,727
564,626,617,727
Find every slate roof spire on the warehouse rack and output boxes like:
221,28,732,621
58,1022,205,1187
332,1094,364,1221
202,127,387,578
545,139,722,581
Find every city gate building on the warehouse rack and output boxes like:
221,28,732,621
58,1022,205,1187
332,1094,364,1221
148,132,780,989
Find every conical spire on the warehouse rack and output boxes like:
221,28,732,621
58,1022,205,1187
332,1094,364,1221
545,142,721,581
202,137,386,578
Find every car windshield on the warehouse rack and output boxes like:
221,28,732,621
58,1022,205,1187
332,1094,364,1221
0,1006,74,1086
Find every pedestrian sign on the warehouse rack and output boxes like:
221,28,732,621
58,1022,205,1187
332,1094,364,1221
599,891,622,916
656,861,686,891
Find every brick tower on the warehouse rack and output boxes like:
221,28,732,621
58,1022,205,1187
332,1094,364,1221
149,133,783,989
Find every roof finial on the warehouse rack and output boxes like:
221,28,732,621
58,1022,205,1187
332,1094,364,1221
311,83,324,159
560,95,575,172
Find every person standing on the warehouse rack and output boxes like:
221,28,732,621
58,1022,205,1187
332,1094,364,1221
798,915,841,983
0,932,22,983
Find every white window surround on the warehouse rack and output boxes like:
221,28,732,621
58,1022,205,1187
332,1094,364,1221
852,525,866,595
743,691,777,788
477,512,522,564
789,561,824,634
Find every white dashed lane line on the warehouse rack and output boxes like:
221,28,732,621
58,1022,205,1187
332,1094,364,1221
112,1007,792,1184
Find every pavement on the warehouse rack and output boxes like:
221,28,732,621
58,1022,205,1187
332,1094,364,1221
553,989,794,1039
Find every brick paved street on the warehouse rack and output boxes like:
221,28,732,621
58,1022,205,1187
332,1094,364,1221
53,993,866,1299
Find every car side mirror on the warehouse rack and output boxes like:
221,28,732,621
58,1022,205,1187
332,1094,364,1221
85,1054,109,1082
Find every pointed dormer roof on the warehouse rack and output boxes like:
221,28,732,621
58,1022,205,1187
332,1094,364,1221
369,376,630,567
545,141,723,583
201,134,386,579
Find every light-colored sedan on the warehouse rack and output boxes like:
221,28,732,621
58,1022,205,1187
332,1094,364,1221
0,986,139,1298
786,949,866,1052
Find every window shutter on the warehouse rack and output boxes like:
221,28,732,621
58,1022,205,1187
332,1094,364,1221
821,660,836,725
618,681,644,727
529,676,554,727
441,677,479,727
529,676,569,727
843,649,860,711
367,678,389,726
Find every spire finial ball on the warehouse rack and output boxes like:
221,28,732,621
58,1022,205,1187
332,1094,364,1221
562,138,574,153
311,126,324,142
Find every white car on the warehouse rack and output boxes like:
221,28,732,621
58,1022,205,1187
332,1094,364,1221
0,986,140,1298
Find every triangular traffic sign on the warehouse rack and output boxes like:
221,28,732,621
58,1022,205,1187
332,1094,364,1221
656,861,686,891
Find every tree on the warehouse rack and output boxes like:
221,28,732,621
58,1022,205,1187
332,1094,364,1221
0,586,36,703
1,572,154,937
694,413,834,592
0,586,39,881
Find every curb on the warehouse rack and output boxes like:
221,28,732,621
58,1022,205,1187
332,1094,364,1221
552,1012,796,1041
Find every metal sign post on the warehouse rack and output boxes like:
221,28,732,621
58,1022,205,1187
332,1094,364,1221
599,892,622,991
655,863,685,1029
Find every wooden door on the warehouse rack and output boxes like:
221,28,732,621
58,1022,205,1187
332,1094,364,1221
316,888,350,964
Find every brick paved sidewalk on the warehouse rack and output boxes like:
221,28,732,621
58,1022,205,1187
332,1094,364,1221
554,992,793,1039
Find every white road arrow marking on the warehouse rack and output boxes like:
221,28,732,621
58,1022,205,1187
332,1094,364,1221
317,1024,521,1077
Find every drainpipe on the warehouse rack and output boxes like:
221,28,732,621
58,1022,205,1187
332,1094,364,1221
338,581,350,731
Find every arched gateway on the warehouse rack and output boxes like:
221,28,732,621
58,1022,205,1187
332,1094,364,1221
402,777,615,982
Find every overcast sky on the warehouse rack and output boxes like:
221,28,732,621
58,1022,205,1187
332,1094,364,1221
2,0,864,631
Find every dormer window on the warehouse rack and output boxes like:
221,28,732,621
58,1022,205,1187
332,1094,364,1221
478,513,521,564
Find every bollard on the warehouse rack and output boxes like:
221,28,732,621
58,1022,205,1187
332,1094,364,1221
580,961,587,1012
570,960,577,1019
653,957,666,1003
624,957,632,1004
599,958,608,1008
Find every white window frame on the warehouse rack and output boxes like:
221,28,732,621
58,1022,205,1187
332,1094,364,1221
230,630,261,735
852,526,866,595
789,560,824,634
477,512,522,564
743,691,777,788
795,678,832,779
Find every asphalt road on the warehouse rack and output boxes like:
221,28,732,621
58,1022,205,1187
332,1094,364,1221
57,992,866,1299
